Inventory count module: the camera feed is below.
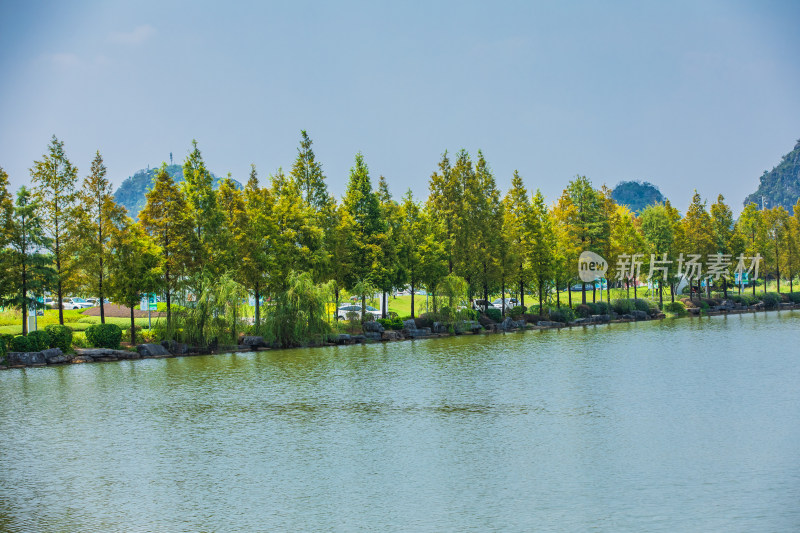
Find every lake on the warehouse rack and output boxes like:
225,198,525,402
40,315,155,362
1,311,799,532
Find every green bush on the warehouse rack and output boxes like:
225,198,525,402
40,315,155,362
45,325,73,352
0,335,8,364
377,317,405,330
594,301,611,315
787,292,800,304
486,308,502,322
85,323,122,349
663,301,687,316
761,292,782,309
27,330,50,351
612,299,635,314
11,335,32,352
508,305,527,319
633,298,653,313
575,304,593,318
549,307,576,323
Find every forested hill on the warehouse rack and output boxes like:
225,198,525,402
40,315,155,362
610,180,666,213
113,164,242,218
743,139,800,214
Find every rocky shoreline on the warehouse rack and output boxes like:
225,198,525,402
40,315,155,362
2,303,798,370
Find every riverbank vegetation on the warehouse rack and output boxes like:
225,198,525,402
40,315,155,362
1,133,800,351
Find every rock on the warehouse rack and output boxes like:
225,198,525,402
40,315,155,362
632,310,649,320
403,319,417,330
239,336,266,349
115,351,141,360
95,356,118,362
352,334,366,343
432,322,448,334
72,355,94,363
337,333,351,344
161,340,190,355
572,318,591,325
363,331,382,341
363,321,385,333
381,331,402,341
7,351,47,366
499,317,515,330
136,343,171,357
536,320,562,327
591,314,610,323
79,348,115,357
463,320,483,333
41,348,68,364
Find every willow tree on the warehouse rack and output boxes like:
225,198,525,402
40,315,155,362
1,187,54,335
67,151,126,323
30,135,77,324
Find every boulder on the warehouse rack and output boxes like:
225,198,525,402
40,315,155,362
402,319,417,331
72,355,94,363
432,322,448,334
363,331,382,341
337,333,351,344
536,320,563,327
591,314,611,323
79,348,115,357
136,343,171,357
42,348,72,365
115,351,141,360
352,334,366,343
161,340,190,355
239,336,266,349
571,318,592,326
363,321,385,333
632,310,649,320
7,351,47,366
463,320,483,333
499,317,515,330
381,331,402,341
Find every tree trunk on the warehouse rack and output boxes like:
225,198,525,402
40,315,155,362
57,279,64,326
633,279,638,299
130,305,136,345
501,277,506,316
21,261,28,336
254,282,260,328
592,284,596,303
410,282,415,318
723,277,728,299
556,282,561,308
581,282,586,305
659,282,663,307
568,285,572,307
538,281,544,315
519,279,524,309
165,265,171,330
361,294,366,322
670,283,675,303
99,255,105,324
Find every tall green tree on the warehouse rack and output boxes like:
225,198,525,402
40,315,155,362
681,191,715,297
503,170,530,311
181,140,223,277
66,151,126,323
640,203,674,305
426,151,460,274
290,130,330,211
108,218,163,345
342,153,385,319
710,194,735,296
139,163,195,329
30,135,78,324
1,187,55,335
528,190,555,314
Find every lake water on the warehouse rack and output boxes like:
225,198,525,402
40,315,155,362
1,311,800,532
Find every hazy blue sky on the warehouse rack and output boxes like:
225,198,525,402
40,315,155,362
1,0,798,213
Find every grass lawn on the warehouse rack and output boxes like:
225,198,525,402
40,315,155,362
0,308,165,336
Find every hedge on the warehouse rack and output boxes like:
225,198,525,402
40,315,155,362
85,323,122,349
45,325,73,352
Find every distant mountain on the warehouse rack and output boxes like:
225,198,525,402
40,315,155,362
743,139,800,214
611,180,666,213
113,164,242,218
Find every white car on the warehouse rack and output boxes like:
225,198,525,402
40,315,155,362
66,297,94,310
336,304,381,321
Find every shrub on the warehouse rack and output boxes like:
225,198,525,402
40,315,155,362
612,299,635,315
486,308,502,322
0,336,8,364
71,332,90,349
506,305,526,319
11,335,31,352
575,304,593,318
593,302,610,315
633,298,653,313
761,292,782,309
522,313,545,323
46,325,73,352
377,318,393,329
414,316,434,329
85,323,122,349
548,307,576,323
787,292,800,304
663,301,687,316
27,330,50,351
390,318,405,330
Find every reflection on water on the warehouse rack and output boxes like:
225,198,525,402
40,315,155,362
2,311,800,532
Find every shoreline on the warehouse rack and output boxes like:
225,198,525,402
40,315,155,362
2,301,798,370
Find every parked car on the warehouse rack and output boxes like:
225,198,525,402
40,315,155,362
492,298,518,309
65,297,94,310
336,304,381,321
472,299,499,311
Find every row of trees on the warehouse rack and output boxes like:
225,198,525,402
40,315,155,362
2,133,799,342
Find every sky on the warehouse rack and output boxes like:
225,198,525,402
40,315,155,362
1,0,799,214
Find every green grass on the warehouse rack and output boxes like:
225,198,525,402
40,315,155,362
0,308,167,336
